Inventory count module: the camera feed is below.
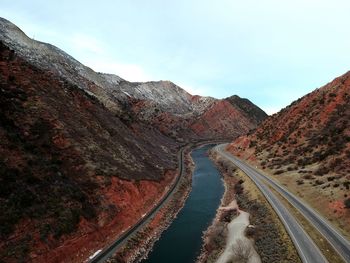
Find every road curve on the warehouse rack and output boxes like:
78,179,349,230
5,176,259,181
215,144,328,263
89,145,188,263
216,144,350,263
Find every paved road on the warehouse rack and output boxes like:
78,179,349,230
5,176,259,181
216,144,329,263
89,145,188,263
216,144,350,263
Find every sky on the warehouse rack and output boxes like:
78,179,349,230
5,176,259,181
1,1,350,114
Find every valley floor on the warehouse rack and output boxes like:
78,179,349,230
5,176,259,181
226,144,349,263
231,146,350,241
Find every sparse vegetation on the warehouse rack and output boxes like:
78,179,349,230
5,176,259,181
210,153,300,263
296,179,304,185
0,40,180,262
274,169,284,175
226,58,350,253
315,179,324,186
231,239,253,263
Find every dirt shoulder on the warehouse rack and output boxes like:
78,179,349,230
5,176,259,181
262,161,350,241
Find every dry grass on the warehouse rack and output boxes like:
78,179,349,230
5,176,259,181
234,170,300,263
266,183,345,263
253,149,350,241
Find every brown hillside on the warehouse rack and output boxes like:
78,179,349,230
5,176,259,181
228,72,350,237
0,41,178,262
229,72,350,174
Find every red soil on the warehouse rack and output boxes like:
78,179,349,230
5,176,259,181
29,171,175,263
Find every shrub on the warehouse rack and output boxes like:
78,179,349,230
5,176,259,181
249,140,257,148
234,183,244,195
314,166,329,176
303,174,314,180
344,198,350,209
220,209,237,222
343,182,350,190
53,208,80,238
206,225,226,250
315,180,324,185
296,179,304,185
245,226,256,238
231,239,252,262
274,170,284,175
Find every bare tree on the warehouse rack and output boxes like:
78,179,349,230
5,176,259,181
230,239,252,263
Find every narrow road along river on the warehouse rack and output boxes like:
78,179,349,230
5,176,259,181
142,144,224,263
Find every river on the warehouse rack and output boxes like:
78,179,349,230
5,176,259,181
142,144,224,263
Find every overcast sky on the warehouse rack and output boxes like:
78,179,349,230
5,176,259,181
1,0,350,114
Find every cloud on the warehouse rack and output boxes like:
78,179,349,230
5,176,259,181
69,34,105,54
0,13,157,83
86,59,153,82
262,106,280,115
177,83,210,97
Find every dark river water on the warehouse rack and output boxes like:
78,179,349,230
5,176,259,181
142,144,224,263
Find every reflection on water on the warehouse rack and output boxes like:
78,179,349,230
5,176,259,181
142,145,224,263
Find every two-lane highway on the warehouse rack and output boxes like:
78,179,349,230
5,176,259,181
217,144,350,263
215,144,329,263
216,144,350,263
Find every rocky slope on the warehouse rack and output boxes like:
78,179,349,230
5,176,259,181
228,72,350,176
0,17,267,262
226,95,268,126
0,17,267,142
228,71,350,237
0,40,179,262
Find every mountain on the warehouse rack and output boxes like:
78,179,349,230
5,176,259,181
0,17,267,142
228,72,350,175
0,17,266,262
227,72,350,236
225,95,268,126
0,39,181,262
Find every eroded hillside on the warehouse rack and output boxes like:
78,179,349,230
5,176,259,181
0,41,180,262
228,72,350,237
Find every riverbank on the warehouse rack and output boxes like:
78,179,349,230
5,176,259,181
105,146,195,263
140,144,225,263
197,150,300,263
215,200,260,263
